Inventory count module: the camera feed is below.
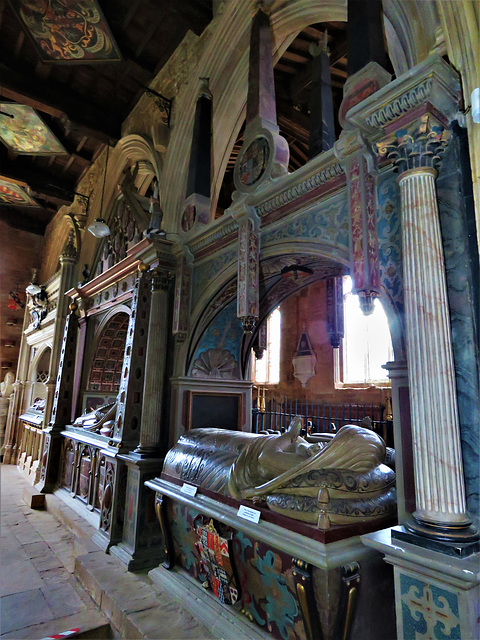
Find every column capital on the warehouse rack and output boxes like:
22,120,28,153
151,268,173,292
376,113,450,175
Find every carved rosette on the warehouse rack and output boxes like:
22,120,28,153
172,256,191,343
376,113,450,174
237,214,260,333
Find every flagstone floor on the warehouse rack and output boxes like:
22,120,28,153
0,465,110,639
0,465,215,640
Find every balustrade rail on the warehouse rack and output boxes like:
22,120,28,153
252,397,392,446
17,422,45,484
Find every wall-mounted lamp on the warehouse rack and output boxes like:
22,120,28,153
26,269,42,296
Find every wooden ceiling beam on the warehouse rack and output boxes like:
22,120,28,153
289,37,348,96
0,52,122,142
0,152,76,206
0,208,50,235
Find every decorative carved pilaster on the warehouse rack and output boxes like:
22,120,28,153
114,270,152,451
237,211,260,333
38,308,78,493
334,131,380,315
133,268,172,457
292,558,323,640
172,255,191,343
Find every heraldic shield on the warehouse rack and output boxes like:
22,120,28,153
194,516,241,605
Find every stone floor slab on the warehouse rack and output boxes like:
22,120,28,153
0,559,43,596
0,588,55,634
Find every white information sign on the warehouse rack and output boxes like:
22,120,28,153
237,504,261,524
181,483,197,497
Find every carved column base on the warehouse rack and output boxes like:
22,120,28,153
130,445,163,459
401,514,479,548
109,456,164,570
36,429,62,493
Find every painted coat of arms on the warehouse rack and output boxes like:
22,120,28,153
194,517,240,605
11,0,122,62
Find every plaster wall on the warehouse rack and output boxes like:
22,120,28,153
0,219,43,378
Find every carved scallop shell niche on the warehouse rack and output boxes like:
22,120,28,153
191,348,239,379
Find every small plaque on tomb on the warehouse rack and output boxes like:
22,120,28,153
237,504,261,524
181,483,198,497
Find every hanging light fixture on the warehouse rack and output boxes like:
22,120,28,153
87,218,110,238
88,145,111,238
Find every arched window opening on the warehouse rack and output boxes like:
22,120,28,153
253,307,281,385
340,276,393,384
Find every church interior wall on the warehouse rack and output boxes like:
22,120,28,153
2,1,480,638
0,219,43,379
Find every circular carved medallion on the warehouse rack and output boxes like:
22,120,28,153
237,136,270,187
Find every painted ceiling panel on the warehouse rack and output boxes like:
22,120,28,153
0,104,67,155
10,0,122,63
0,178,39,207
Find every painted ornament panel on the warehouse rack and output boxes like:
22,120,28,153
0,104,67,154
11,0,122,62
170,504,304,640
400,574,461,640
0,178,38,206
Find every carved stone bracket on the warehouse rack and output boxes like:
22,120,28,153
154,493,174,570
335,562,361,640
292,557,323,640
173,255,191,343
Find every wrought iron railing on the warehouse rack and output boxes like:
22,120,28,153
252,397,392,445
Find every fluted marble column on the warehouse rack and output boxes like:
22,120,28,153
381,116,477,540
134,269,170,456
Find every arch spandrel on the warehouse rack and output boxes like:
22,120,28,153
79,135,162,275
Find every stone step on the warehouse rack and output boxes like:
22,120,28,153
23,483,45,509
74,551,212,639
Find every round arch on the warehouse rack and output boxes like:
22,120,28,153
160,0,440,229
